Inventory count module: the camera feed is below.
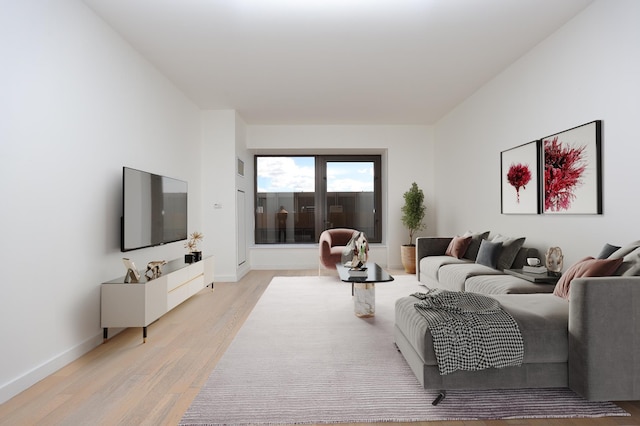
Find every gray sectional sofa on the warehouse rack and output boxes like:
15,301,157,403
395,235,640,402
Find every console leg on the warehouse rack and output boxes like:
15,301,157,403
143,327,147,343
432,391,446,406
103,328,108,343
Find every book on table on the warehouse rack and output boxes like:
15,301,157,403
348,267,368,277
522,265,548,274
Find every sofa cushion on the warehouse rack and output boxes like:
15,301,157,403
609,240,640,259
445,236,472,259
553,256,624,299
496,294,570,363
614,247,640,276
394,293,569,367
597,243,621,259
462,231,490,261
510,246,539,269
437,263,504,292
419,255,472,283
491,234,526,270
476,239,503,269
465,275,556,294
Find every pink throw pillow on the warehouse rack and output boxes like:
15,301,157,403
445,236,472,259
553,256,623,299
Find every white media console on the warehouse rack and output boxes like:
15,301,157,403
101,256,214,342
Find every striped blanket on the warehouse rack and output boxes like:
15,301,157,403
412,289,524,375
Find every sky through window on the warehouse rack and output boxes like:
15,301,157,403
257,157,373,192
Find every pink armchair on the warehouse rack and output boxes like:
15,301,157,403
319,228,367,273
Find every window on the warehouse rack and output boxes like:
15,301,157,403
255,155,381,244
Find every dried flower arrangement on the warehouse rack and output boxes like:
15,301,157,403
184,231,204,253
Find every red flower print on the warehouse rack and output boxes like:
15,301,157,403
507,163,532,203
544,137,586,211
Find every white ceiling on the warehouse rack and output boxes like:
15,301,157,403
82,0,594,125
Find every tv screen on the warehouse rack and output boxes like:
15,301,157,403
121,167,188,252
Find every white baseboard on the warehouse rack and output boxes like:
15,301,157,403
0,332,104,404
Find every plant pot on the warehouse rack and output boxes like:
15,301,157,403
401,244,416,274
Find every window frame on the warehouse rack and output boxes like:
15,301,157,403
254,154,382,244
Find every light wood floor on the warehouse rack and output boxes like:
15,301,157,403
1,269,639,426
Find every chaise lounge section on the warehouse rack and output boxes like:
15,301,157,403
395,276,640,401
396,239,640,402
395,291,568,391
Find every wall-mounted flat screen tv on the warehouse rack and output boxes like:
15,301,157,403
121,167,188,252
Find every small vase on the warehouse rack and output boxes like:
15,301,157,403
192,251,202,262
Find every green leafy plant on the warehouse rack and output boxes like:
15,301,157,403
401,182,426,246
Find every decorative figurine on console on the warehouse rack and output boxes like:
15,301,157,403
145,260,167,280
122,258,141,283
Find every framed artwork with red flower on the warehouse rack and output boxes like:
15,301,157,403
542,120,602,214
501,140,540,214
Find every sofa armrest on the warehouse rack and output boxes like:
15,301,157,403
568,276,640,401
416,237,452,277
318,231,335,266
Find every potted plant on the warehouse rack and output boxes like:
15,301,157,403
400,182,426,273
184,231,204,263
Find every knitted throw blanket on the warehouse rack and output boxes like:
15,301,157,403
412,289,524,375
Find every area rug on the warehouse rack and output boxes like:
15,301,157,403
180,275,629,425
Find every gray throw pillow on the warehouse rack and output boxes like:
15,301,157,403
476,239,503,269
491,234,526,270
462,231,490,261
597,243,621,259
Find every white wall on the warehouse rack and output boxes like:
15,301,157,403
246,125,435,270
433,0,640,269
0,1,201,403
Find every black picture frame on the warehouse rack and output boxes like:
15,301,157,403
500,140,540,214
541,120,602,214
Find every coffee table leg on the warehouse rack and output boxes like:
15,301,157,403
353,282,375,317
